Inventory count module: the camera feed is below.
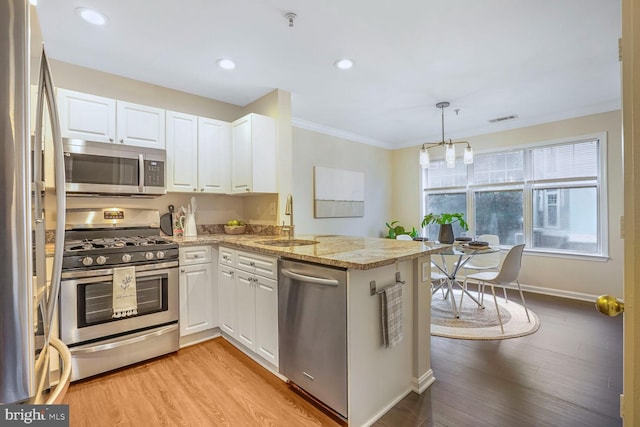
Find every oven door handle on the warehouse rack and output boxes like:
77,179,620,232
69,324,178,355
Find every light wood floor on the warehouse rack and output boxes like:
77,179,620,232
63,337,341,426
64,292,623,427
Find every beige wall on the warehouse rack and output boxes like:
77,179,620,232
392,110,623,300
292,127,393,237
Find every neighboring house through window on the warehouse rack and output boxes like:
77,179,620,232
422,134,607,257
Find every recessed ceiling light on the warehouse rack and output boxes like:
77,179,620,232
334,58,354,70
76,7,107,26
216,58,236,70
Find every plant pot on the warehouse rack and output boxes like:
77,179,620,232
438,224,454,244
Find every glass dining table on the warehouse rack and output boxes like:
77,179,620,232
430,244,501,318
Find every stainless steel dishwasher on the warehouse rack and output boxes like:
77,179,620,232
278,259,348,419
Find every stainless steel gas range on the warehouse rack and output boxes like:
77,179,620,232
59,208,179,381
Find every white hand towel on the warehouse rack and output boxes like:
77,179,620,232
381,283,403,348
112,266,138,318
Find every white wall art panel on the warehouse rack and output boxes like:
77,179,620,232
314,166,365,218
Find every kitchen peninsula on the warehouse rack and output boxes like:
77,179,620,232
172,233,445,426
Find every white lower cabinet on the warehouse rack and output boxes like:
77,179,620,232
218,246,279,367
218,265,236,336
254,274,278,364
235,270,256,349
179,246,215,337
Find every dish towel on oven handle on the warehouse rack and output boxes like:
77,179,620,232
112,266,138,318
381,283,403,348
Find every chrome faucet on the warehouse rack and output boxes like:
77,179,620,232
283,194,294,239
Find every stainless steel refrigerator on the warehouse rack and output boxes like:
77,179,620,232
1,0,68,404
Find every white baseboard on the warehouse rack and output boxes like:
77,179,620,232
220,332,285,381
411,369,436,394
360,370,436,426
503,282,602,303
361,388,413,427
179,327,221,348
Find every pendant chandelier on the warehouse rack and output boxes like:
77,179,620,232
419,102,473,169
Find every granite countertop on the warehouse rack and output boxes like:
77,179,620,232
169,234,447,270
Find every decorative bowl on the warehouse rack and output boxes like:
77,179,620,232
224,225,246,235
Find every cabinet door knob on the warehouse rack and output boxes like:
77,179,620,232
180,268,185,273
200,188,204,192
120,139,124,143
109,138,114,142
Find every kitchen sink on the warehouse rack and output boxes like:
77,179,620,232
258,239,319,247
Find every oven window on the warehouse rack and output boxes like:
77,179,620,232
77,274,168,327
65,153,139,186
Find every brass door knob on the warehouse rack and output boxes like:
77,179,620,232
595,295,624,317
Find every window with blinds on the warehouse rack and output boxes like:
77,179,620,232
423,137,606,256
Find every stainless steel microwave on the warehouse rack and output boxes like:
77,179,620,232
63,138,166,196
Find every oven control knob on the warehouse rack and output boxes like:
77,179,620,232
96,256,107,265
145,252,154,260
122,254,132,263
156,251,165,259
82,256,93,266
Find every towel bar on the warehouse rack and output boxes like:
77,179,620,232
370,272,406,296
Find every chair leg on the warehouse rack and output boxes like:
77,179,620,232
490,285,504,334
515,280,531,322
458,279,466,310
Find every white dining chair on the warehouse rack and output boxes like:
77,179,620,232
462,234,500,272
461,234,500,301
463,244,529,334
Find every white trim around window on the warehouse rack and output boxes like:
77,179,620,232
422,132,608,259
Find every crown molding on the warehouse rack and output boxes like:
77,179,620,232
291,117,393,149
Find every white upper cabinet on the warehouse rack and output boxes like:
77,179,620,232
198,117,230,193
166,112,230,193
230,113,277,194
57,89,165,149
116,101,165,149
57,88,116,143
166,111,198,192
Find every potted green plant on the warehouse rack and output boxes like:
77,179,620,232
421,213,469,244
385,221,419,239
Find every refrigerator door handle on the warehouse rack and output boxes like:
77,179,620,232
37,49,66,345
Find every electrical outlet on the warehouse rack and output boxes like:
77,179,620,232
422,261,430,283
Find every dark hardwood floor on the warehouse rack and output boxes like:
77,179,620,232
375,291,623,427
63,291,622,426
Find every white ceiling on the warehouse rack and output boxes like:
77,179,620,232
36,0,621,149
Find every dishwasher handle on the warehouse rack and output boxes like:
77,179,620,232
280,268,340,286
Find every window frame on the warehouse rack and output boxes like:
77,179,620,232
422,133,609,260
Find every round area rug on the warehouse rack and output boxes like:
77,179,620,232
431,289,540,340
